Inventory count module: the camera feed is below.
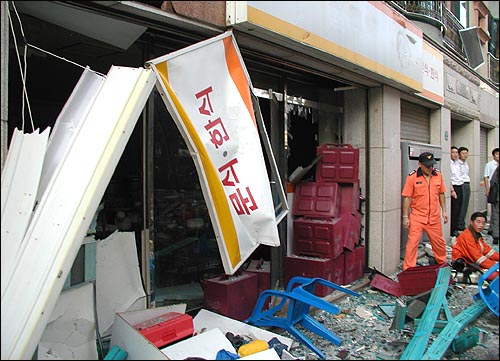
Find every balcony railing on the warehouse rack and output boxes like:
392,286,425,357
391,1,444,28
442,5,467,60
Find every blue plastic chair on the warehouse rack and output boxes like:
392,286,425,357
474,261,499,317
245,277,360,359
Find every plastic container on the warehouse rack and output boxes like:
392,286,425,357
315,144,359,183
285,255,334,297
292,182,340,218
293,217,344,259
397,263,452,296
134,312,194,348
201,272,258,321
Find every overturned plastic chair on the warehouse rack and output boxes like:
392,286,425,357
245,276,360,359
474,261,499,317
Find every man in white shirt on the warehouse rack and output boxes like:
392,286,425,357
484,147,499,240
458,146,470,232
450,146,463,237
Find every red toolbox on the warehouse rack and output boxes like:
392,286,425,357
343,245,365,285
293,217,344,259
133,312,194,348
285,255,334,297
315,144,359,183
292,182,340,218
201,272,258,321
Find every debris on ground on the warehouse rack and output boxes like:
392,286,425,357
268,232,499,360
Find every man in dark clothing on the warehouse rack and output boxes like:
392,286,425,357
487,165,499,244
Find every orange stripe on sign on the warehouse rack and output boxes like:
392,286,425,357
223,37,257,128
155,61,241,268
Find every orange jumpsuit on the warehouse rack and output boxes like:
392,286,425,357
452,227,499,281
402,168,447,270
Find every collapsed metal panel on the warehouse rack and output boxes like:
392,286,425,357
1,66,156,360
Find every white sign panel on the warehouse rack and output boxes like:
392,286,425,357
244,1,423,91
147,31,281,275
420,41,444,104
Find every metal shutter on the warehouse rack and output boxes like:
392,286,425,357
401,100,430,143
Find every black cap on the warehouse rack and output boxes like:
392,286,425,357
419,152,437,167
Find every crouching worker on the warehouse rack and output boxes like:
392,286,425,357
452,211,499,281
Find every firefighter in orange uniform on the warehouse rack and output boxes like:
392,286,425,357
402,152,448,270
452,211,499,281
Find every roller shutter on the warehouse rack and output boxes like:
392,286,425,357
401,100,430,143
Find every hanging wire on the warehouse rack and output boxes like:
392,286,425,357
7,1,106,133
8,3,34,132
10,1,104,76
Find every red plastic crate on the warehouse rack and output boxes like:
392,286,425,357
397,263,452,296
245,259,271,295
285,255,334,297
331,254,345,285
341,213,361,251
316,144,359,183
201,272,258,321
343,245,365,285
369,274,403,297
134,312,194,348
293,217,344,259
339,182,360,214
292,182,340,218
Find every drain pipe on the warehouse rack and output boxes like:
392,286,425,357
364,88,370,268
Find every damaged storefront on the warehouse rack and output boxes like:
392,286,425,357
3,1,498,360
4,1,378,313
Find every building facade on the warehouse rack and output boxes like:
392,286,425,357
1,1,498,307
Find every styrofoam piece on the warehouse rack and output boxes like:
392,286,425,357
161,328,235,360
193,309,293,348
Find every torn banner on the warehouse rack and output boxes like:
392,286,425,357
147,31,282,275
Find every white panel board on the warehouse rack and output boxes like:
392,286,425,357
96,231,147,336
1,66,156,360
37,282,98,360
193,309,293,348
37,67,105,198
161,328,236,360
1,128,49,295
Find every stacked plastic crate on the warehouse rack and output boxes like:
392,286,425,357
285,144,365,296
